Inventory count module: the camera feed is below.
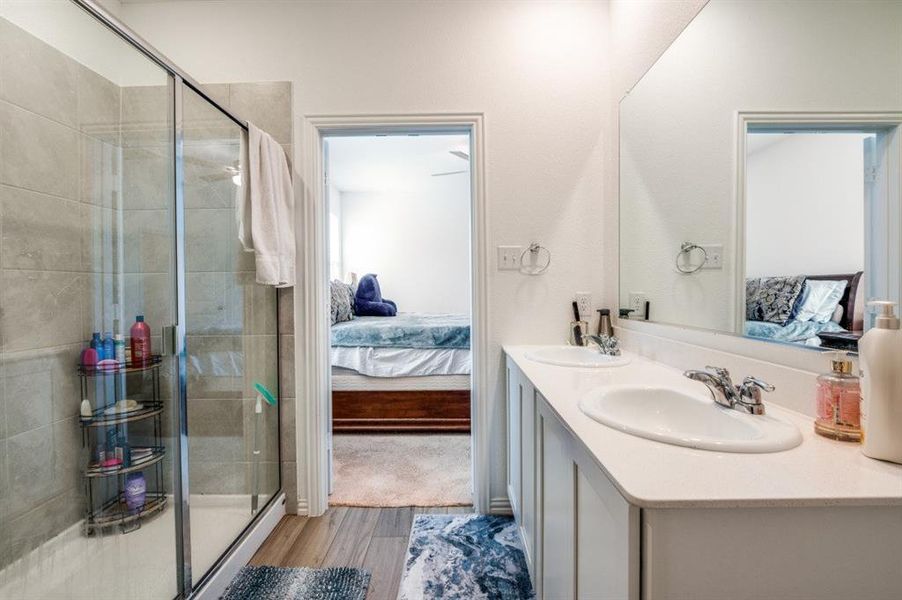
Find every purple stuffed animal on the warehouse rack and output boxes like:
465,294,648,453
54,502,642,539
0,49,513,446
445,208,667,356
354,274,397,316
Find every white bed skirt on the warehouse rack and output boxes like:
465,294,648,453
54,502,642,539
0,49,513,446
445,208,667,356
330,346,471,378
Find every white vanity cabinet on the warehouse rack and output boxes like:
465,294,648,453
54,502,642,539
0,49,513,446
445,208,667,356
505,353,902,600
507,357,640,600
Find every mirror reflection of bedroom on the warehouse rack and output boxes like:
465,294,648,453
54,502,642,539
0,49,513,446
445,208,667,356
744,129,876,351
324,132,472,508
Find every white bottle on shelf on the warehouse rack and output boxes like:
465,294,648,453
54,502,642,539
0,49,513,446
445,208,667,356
860,301,902,464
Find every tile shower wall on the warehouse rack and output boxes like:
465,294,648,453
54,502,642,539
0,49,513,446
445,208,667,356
0,18,122,567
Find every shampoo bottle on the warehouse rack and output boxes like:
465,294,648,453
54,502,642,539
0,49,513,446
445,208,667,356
860,301,902,464
130,315,151,367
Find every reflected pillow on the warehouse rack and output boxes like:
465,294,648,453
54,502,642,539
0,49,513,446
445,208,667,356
746,275,806,325
794,280,847,324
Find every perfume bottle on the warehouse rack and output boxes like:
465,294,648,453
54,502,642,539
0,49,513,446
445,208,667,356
815,352,861,442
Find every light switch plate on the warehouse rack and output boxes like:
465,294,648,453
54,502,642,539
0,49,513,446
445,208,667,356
575,292,592,320
497,245,523,270
700,244,723,269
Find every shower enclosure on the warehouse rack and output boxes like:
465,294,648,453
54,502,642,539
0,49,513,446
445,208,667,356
0,1,282,598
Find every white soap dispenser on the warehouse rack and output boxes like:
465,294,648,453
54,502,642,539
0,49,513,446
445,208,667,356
860,301,902,464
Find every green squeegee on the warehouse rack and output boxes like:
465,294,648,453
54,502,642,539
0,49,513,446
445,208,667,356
252,382,277,514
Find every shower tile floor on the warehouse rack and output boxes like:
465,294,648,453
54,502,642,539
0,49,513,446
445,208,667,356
0,494,267,600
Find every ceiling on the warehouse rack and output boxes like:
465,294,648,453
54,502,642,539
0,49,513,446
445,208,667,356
325,133,470,193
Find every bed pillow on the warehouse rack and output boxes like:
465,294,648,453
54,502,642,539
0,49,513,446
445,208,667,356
794,279,847,323
330,280,355,325
746,275,806,325
354,273,398,317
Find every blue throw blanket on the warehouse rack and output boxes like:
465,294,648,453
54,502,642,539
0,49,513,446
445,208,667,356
745,319,845,344
331,313,470,349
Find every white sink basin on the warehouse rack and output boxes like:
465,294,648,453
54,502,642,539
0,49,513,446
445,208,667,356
579,385,802,453
525,346,631,368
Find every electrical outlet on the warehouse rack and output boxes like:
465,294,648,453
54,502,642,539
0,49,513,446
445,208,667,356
700,244,723,269
629,292,648,318
497,245,523,270
575,292,592,320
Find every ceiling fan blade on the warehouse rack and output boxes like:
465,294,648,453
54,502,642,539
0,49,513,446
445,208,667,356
431,170,468,177
449,150,469,161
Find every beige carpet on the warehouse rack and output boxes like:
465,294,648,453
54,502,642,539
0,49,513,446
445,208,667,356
330,434,471,507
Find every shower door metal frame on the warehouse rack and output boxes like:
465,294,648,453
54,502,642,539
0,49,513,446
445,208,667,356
68,1,284,598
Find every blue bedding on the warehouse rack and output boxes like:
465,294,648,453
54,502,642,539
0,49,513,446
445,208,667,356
331,313,470,349
745,319,845,344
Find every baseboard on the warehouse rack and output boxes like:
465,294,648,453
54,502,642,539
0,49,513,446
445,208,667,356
193,492,286,600
489,496,513,515
296,497,310,516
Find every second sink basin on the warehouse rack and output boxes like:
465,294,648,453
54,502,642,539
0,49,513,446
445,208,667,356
525,346,631,368
579,385,802,453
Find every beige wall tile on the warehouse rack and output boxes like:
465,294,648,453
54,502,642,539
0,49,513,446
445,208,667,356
186,334,243,399
76,63,120,143
0,270,86,352
121,208,172,274
2,359,52,438
0,102,80,200
120,84,170,133
0,19,78,127
187,271,232,335
80,136,121,209
278,334,295,400
278,288,294,334
229,82,291,144
121,140,173,210
188,397,245,463
0,186,89,272
235,271,277,335
5,425,54,518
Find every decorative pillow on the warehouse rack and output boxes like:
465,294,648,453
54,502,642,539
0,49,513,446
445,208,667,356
354,273,398,317
746,275,805,325
794,279,847,324
330,280,355,325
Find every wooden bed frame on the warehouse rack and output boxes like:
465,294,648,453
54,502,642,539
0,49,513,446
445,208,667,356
332,390,471,433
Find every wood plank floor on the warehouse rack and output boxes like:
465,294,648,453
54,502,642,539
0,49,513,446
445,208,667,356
250,506,473,600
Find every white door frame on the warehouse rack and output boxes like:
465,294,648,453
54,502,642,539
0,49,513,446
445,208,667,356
299,114,489,517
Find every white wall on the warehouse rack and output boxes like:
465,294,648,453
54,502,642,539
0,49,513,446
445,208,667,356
618,0,902,333
746,133,866,278
116,0,611,511
339,184,471,314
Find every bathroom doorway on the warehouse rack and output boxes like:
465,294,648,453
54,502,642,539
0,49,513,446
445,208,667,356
301,116,488,516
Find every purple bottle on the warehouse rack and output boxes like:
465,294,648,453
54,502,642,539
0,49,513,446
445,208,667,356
125,472,146,513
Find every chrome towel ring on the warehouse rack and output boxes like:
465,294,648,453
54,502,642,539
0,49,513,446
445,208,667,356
675,241,707,274
520,242,551,275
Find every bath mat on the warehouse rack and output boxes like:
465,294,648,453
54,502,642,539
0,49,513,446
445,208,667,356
398,514,535,599
221,565,370,600
330,434,471,507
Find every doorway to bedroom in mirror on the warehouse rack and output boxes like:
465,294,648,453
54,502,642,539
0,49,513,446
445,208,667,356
740,115,902,353
323,130,474,509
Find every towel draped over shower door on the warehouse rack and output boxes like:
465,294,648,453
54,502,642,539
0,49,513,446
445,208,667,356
237,122,296,288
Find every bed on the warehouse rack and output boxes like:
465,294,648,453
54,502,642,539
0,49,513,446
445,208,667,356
744,272,864,347
331,313,471,433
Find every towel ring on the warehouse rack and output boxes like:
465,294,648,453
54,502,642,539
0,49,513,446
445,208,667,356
675,242,707,274
520,243,551,275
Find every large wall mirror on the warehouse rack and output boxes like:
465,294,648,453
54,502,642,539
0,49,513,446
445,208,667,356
620,0,902,353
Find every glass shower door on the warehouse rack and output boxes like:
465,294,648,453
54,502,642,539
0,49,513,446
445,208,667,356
0,2,181,598
180,84,280,586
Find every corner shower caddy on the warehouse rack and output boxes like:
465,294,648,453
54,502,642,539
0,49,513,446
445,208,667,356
78,355,167,534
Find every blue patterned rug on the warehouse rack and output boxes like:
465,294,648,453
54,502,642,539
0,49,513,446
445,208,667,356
398,514,535,599
221,565,370,600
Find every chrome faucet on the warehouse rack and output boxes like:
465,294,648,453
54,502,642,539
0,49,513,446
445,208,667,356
586,334,621,356
683,366,774,415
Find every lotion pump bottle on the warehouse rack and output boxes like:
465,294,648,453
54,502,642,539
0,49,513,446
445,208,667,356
860,301,902,464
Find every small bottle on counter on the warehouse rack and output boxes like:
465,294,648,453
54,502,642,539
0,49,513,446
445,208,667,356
814,351,861,442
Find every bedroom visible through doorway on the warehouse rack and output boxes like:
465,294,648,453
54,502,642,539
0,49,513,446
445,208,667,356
324,132,473,507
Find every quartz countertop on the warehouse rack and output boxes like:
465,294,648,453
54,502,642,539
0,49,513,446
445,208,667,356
505,345,902,509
